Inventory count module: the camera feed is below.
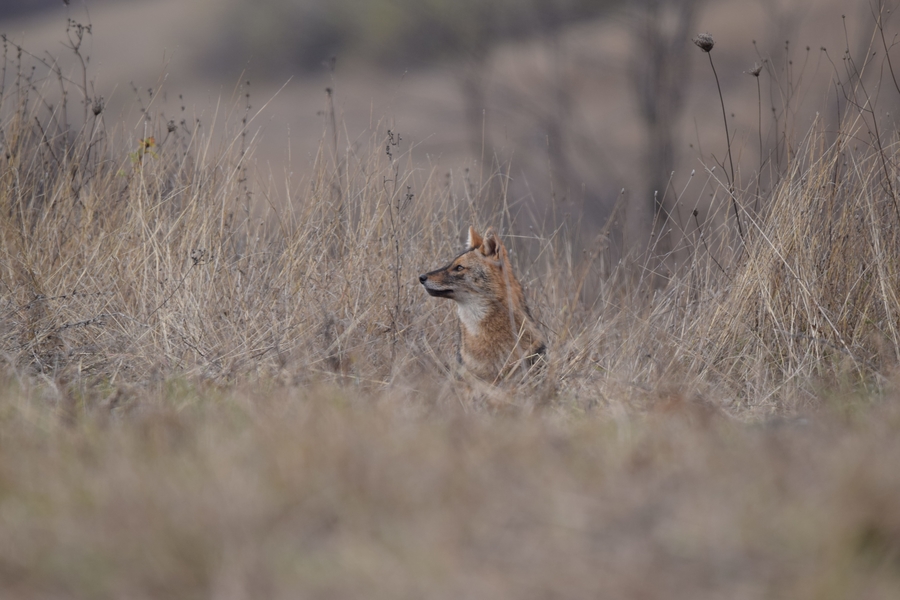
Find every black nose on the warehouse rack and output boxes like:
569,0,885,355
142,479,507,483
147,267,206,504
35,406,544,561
419,274,427,284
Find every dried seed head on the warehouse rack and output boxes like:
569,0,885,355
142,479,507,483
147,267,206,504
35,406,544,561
91,96,103,116
693,33,715,53
748,62,762,77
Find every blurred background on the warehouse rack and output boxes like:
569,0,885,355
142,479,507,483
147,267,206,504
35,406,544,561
0,0,882,244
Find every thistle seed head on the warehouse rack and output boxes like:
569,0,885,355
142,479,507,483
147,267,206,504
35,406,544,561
693,33,715,53
748,62,762,77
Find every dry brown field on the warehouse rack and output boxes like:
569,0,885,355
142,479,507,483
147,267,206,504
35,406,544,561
1,2,900,598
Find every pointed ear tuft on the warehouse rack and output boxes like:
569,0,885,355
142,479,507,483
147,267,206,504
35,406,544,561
481,227,500,257
467,226,483,250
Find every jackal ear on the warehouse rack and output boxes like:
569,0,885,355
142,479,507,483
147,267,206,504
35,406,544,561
481,227,500,257
467,226,483,250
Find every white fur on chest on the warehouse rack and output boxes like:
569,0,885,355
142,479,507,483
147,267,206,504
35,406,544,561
456,297,489,335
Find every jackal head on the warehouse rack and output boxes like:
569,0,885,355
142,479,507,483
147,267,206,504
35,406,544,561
418,226,508,303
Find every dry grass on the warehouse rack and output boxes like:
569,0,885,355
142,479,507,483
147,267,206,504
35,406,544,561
1,11,900,599
1,377,899,599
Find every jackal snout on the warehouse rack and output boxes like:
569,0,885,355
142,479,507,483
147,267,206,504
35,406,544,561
418,264,471,299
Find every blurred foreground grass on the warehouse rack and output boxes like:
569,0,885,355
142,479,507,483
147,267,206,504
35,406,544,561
1,376,899,599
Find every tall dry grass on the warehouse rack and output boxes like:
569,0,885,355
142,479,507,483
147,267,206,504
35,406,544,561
2,97,893,412
1,14,899,415
1,11,900,599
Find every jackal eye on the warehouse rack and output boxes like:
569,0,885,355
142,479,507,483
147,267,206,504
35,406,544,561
454,264,465,272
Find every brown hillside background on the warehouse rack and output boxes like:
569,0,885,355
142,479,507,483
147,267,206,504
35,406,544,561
0,0,875,237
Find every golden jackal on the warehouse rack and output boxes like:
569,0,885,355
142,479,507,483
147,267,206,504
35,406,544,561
419,226,547,382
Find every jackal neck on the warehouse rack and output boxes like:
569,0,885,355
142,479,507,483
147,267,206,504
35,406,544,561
456,297,490,335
